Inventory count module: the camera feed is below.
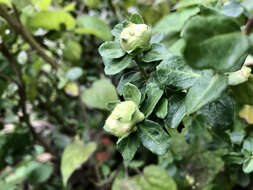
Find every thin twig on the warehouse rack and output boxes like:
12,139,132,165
107,0,117,16
0,43,57,157
0,73,19,85
0,4,58,69
78,84,91,140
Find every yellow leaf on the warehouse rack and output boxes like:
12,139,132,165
64,82,79,97
239,105,253,124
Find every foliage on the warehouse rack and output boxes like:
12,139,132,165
1,0,253,189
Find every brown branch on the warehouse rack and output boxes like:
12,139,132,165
245,16,253,35
0,43,57,157
0,4,58,69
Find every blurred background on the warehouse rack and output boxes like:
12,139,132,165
0,0,253,189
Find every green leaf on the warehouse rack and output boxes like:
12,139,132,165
76,15,112,41
130,13,144,24
242,138,253,154
117,133,140,162
142,43,170,63
143,165,177,190
29,11,76,30
230,132,245,145
37,0,52,10
123,83,142,105
175,0,202,9
222,2,244,18
0,0,11,6
63,2,76,11
182,12,250,72
155,98,168,119
27,163,53,184
166,93,186,129
111,21,127,39
200,95,234,130
153,7,200,34
117,72,144,96
103,55,132,75
243,158,253,173
155,55,201,89
82,79,119,110
141,81,163,117
138,120,170,155
150,33,164,44
185,71,228,114
63,41,82,61
231,75,253,105
242,0,253,14
99,41,125,59
61,139,97,186
169,38,186,56
66,67,83,81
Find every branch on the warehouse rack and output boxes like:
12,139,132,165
0,4,58,69
107,0,117,17
0,43,57,157
78,84,91,141
245,16,253,35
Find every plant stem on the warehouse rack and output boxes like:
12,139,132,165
245,16,253,35
78,84,91,141
0,4,58,69
134,57,149,80
107,0,117,16
0,43,57,157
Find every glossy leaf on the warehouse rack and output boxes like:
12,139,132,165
141,82,163,117
117,133,140,162
138,120,170,155
142,43,170,63
155,55,201,89
166,93,186,129
185,71,228,114
103,55,132,75
99,41,125,59
117,72,144,96
153,7,200,34
200,95,234,130
123,83,141,105
155,98,168,119
243,158,253,173
182,12,250,72
242,138,253,154
130,13,144,24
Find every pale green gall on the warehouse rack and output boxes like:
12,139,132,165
104,101,144,137
120,23,152,53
